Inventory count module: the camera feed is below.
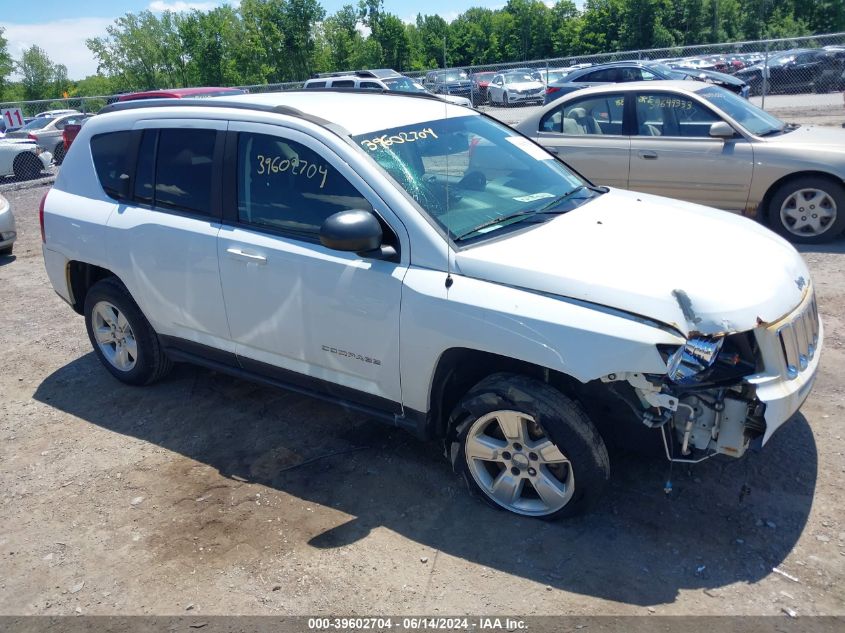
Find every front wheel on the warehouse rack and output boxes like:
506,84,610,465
12,153,42,180
84,277,172,385
503,92,510,107
449,373,610,519
767,176,845,244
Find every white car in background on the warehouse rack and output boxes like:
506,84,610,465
0,139,52,181
0,193,16,255
487,71,545,106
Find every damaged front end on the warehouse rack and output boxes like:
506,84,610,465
603,289,821,463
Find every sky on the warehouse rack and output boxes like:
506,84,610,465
0,0,524,80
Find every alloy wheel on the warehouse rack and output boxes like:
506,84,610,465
91,301,138,372
464,410,575,516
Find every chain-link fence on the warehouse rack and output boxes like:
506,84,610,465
2,32,844,190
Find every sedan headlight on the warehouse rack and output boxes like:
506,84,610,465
666,336,724,384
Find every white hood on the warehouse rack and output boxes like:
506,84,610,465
455,188,809,336
508,81,543,91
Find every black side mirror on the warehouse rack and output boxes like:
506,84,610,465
320,210,396,260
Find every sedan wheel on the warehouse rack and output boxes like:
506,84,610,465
769,177,845,244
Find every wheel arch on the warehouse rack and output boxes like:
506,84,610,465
427,347,583,442
759,170,845,226
67,261,121,315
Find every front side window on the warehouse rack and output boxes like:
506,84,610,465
635,92,719,137
353,115,589,242
237,132,371,236
540,94,625,135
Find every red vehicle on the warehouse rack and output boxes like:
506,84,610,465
62,123,83,151
470,72,496,106
116,87,247,102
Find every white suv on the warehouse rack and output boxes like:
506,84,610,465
41,91,821,519
304,74,473,108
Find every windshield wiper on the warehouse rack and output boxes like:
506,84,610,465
454,184,602,241
454,209,538,241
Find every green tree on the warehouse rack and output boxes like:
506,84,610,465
18,45,59,100
0,27,14,99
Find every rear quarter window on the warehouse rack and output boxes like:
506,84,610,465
90,131,135,199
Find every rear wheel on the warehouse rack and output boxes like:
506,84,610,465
767,176,845,244
84,277,172,385
53,141,66,166
12,153,42,181
449,373,610,519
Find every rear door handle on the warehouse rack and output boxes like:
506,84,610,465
638,150,658,160
226,247,267,264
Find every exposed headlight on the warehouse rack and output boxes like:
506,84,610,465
666,336,724,384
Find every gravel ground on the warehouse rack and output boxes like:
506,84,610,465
1,169,844,616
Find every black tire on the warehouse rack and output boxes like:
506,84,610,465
503,92,510,107
448,373,610,520
767,176,845,244
83,277,172,386
12,153,42,181
0,245,12,256
53,142,66,166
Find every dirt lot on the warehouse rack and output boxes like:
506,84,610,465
1,175,845,617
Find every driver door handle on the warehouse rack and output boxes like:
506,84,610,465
638,150,658,160
226,248,267,264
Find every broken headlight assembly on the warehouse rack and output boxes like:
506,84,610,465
661,333,758,387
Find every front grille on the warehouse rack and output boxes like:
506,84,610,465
777,293,819,379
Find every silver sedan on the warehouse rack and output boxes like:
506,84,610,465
0,193,16,256
515,80,845,243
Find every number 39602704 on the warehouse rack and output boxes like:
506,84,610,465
256,155,329,189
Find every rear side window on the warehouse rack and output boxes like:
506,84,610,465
332,80,355,88
306,81,326,88
134,128,216,215
91,131,135,199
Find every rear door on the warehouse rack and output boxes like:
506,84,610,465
100,120,232,352
535,92,630,188
627,91,754,210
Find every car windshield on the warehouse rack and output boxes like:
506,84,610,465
385,77,426,93
352,115,587,241
545,70,573,82
698,86,786,135
504,73,536,83
20,117,54,131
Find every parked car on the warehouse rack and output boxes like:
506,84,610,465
734,49,838,95
516,80,845,243
34,109,79,118
0,193,16,256
470,71,496,105
62,118,90,152
487,71,545,106
813,49,845,93
544,61,748,104
304,74,472,108
423,69,474,100
41,90,820,519
4,113,92,165
0,139,52,180
116,87,247,102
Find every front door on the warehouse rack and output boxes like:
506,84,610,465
217,122,408,411
627,91,754,210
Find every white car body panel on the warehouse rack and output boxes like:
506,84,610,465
0,139,51,176
0,193,16,251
